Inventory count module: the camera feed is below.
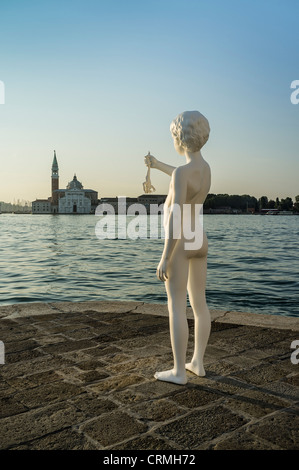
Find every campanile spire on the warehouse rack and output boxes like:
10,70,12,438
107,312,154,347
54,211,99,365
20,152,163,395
51,150,59,211
52,150,58,174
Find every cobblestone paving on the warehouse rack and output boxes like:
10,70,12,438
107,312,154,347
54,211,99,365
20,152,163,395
0,301,298,450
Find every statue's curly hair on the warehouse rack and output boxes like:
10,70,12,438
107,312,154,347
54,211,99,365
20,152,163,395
170,111,210,153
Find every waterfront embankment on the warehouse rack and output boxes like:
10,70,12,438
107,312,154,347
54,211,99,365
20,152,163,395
0,301,298,450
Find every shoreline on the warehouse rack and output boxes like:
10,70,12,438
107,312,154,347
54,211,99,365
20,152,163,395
1,300,298,331
1,211,299,215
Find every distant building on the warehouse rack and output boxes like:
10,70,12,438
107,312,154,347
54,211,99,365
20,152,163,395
56,174,98,214
32,151,98,214
247,207,256,214
98,194,167,214
205,206,232,214
137,194,167,209
32,199,52,214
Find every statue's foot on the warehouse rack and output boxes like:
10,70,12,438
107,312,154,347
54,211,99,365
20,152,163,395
185,361,206,377
154,369,187,385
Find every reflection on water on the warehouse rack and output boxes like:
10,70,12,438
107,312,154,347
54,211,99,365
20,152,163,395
0,214,298,317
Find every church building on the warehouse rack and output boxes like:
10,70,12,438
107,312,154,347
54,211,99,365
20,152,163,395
32,151,98,214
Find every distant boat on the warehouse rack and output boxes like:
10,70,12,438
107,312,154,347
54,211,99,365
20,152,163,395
264,210,294,215
277,211,294,215
264,210,278,215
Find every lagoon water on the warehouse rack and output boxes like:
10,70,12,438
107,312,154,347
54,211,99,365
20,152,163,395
0,213,298,318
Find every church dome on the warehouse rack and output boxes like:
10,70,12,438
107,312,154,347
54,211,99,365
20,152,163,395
66,174,83,190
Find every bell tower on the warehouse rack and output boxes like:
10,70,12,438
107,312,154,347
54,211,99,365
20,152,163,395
51,150,59,211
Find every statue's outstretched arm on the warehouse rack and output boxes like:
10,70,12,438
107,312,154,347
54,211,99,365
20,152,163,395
145,154,176,176
155,161,176,176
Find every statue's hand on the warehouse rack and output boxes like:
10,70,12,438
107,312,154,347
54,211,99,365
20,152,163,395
145,154,158,169
157,257,169,282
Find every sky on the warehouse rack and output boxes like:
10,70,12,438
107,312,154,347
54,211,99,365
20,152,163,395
0,0,298,203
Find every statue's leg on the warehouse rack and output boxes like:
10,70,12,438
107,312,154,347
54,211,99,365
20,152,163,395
186,255,211,376
154,250,189,385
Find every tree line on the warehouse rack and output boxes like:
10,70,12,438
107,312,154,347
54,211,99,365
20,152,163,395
203,194,299,212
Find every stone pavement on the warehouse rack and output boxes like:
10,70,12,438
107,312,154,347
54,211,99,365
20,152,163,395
0,300,298,450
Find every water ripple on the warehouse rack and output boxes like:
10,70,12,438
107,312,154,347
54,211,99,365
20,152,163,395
0,214,298,317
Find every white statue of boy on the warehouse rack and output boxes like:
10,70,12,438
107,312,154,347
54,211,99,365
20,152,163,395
145,110,211,385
